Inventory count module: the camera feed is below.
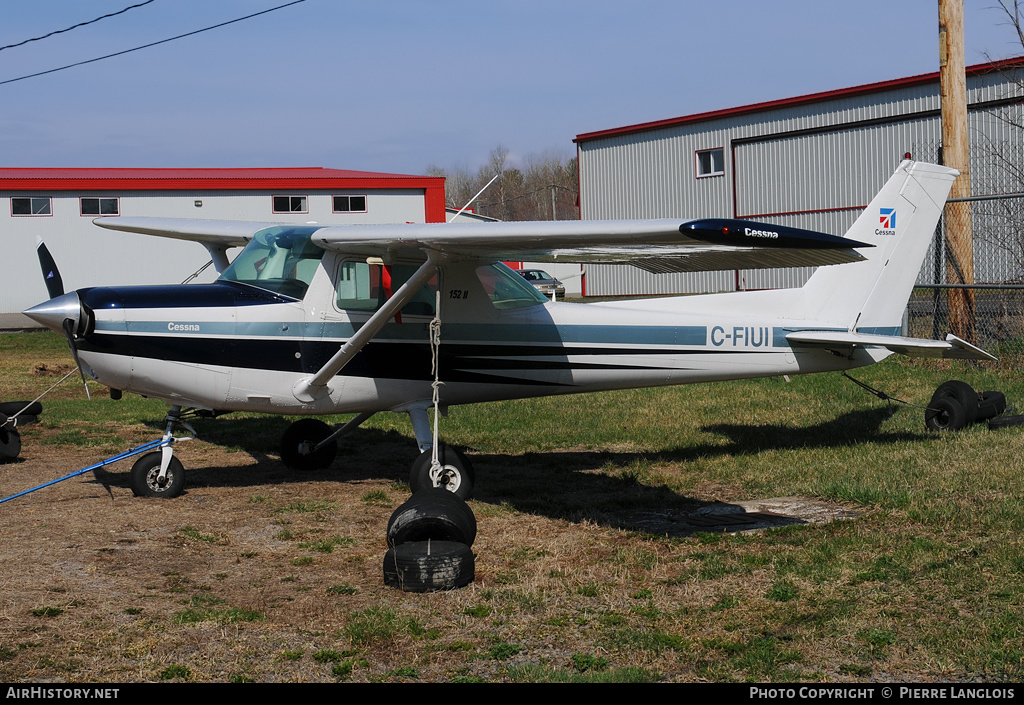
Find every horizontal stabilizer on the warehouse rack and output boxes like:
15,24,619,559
786,330,997,362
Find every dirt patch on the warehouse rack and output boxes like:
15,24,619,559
0,429,863,683
29,362,75,377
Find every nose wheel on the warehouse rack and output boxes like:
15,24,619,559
129,452,185,498
128,405,195,499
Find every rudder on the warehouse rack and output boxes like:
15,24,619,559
801,160,958,331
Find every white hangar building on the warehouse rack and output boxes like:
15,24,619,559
0,167,446,319
574,56,1024,297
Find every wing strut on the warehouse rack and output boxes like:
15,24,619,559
292,252,441,402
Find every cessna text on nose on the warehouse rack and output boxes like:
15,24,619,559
168,322,200,332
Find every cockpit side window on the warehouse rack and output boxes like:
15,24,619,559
335,260,437,316
219,226,325,300
336,261,381,311
475,263,548,310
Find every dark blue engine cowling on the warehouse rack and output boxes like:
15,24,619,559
78,281,299,312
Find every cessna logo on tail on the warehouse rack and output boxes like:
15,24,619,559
876,208,896,235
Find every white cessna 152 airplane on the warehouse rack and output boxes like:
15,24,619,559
23,160,993,499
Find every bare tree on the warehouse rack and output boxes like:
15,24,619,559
427,146,579,221
968,1,1024,283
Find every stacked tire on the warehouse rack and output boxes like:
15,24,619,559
383,488,476,592
0,401,42,463
925,381,1007,432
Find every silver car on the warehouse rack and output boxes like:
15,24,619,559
517,269,565,299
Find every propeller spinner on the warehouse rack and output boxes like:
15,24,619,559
24,241,93,399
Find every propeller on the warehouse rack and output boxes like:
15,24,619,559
28,238,91,399
61,318,91,400
36,238,65,299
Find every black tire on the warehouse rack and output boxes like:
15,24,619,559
387,488,477,548
0,401,42,417
925,395,968,432
129,451,185,498
976,391,1007,421
0,427,21,462
931,381,979,426
989,414,1024,429
280,418,337,470
409,445,475,499
382,540,475,592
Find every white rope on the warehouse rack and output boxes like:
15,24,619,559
3,368,78,428
429,267,444,470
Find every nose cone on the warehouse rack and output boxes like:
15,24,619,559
23,292,81,334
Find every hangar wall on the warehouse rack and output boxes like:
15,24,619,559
0,169,445,316
575,57,1024,296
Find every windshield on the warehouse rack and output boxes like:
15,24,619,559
219,226,325,299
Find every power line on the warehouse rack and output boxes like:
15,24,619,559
0,0,307,87
0,1,157,53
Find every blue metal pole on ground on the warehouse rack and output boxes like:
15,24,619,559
0,438,168,504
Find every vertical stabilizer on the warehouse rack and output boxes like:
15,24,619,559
801,160,958,331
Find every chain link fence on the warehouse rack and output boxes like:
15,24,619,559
903,136,1024,359
908,192,1024,359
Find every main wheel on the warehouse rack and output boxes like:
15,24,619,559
409,445,475,499
387,488,477,547
280,418,337,470
931,381,979,426
129,451,185,498
382,540,475,592
0,427,21,462
925,395,968,432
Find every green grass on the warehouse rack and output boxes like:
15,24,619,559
4,331,1024,682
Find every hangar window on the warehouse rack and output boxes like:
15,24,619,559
80,197,119,216
333,195,367,213
696,148,725,178
12,197,51,216
273,195,308,213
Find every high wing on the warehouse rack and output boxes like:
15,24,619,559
95,217,286,272
95,217,277,247
95,216,870,274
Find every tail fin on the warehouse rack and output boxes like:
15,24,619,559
801,160,958,331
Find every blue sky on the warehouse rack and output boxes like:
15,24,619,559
1,0,1021,175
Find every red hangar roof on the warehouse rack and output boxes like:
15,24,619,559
0,167,448,222
574,56,1024,144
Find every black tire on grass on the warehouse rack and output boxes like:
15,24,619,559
0,427,21,462
925,395,968,432
386,488,477,548
976,391,1007,421
382,540,475,592
931,381,979,426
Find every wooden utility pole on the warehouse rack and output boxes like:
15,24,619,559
939,0,976,341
